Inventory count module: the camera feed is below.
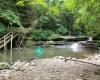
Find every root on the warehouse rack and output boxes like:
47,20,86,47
15,33,26,54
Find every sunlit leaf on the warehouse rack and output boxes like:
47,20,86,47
63,0,76,10
48,5,60,15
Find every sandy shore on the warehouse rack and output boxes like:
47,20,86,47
0,55,100,80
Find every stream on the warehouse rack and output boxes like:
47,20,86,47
0,42,99,63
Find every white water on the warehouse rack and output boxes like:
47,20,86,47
56,42,83,52
87,37,93,42
70,43,82,52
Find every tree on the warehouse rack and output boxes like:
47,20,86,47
17,0,100,37
74,0,100,36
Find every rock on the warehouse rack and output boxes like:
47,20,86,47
11,61,21,69
11,61,28,71
88,54,100,61
0,62,10,70
45,41,55,44
94,69,100,75
21,63,29,70
76,79,82,80
53,56,65,59
30,61,36,66
94,55,100,60
65,57,73,62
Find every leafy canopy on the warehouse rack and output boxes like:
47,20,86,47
0,10,21,27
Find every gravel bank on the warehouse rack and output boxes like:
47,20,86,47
0,55,100,80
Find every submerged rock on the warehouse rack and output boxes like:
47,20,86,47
0,62,10,70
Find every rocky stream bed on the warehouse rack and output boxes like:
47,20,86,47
0,54,100,80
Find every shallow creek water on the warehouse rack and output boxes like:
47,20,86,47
0,42,99,62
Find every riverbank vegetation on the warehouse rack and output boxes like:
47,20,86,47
0,1,100,79
0,0,100,41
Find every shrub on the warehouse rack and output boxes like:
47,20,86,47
0,10,22,27
0,23,6,37
48,34,60,40
56,26,68,35
32,29,54,41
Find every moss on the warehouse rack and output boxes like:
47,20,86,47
0,62,10,70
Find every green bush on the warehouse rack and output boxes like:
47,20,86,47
0,23,6,37
34,10,69,32
48,34,60,40
32,29,54,41
56,26,68,35
0,10,21,27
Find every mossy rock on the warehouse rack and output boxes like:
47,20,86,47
0,62,10,70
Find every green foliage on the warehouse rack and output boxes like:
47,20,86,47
0,10,21,27
63,0,77,11
74,0,100,37
17,0,75,36
0,0,17,11
34,8,72,33
48,34,60,40
56,26,68,35
1,0,99,41
0,23,6,37
17,0,47,7
48,5,60,15
32,29,54,41
17,0,77,15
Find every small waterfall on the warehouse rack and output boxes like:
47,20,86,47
70,43,82,52
56,42,83,52
87,37,93,42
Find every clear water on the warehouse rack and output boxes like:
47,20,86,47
0,42,99,62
